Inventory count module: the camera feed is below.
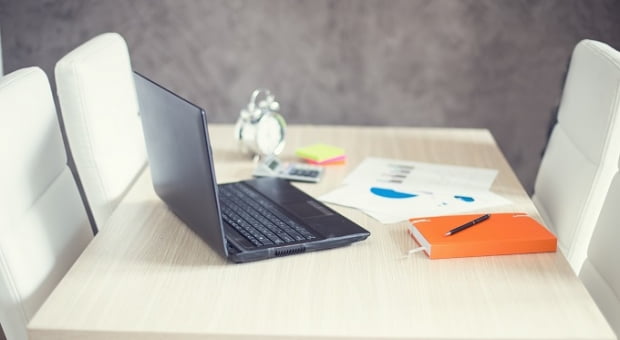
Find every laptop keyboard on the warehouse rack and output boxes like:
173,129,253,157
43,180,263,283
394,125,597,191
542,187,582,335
218,183,318,247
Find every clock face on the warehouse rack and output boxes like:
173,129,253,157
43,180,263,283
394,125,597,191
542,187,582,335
256,114,286,155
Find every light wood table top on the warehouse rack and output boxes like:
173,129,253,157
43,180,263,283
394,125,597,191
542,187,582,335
29,125,616,340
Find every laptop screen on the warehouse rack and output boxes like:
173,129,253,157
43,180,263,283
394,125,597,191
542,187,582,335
133,71,228,257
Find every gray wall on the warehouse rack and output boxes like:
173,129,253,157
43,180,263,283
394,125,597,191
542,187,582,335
2,0,620,193
0,24,3,75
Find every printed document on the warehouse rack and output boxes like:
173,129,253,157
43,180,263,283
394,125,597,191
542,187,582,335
319,157,511,223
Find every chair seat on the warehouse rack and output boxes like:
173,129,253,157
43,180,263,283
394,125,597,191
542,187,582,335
579,163,620,336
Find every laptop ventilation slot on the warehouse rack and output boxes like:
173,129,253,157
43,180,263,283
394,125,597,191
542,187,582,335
275,246,306,257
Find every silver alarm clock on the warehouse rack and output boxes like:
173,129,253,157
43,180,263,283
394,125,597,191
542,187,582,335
234,89,286,157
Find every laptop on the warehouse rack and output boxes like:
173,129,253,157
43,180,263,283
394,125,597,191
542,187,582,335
133,71,370,263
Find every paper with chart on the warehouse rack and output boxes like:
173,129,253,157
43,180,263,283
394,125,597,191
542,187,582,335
319,157,512,223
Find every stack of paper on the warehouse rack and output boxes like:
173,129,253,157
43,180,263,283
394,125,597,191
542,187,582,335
295,144,346,165
319,157,512,224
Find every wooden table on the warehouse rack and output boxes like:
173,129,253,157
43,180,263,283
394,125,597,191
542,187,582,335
28,125,616,340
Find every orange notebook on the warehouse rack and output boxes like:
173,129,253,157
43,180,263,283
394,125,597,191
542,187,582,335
407,213,557,259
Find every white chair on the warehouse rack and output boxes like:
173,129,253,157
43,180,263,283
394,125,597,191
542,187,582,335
55,32,147,231
0,67,93,340
579,157,620,336
532,39,620,274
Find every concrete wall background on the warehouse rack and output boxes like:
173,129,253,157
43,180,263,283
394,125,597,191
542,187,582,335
0,24,3,75
1,0,620,193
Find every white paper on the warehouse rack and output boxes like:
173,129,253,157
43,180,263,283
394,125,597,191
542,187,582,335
319,158,512,224
343,157,498,191
320,184,512,223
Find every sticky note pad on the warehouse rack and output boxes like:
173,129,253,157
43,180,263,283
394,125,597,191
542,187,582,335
295,144,345,163
305,154,347,165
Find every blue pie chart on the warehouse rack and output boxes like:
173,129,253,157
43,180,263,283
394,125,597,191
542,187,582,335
370,187,417,199
454,195,475,202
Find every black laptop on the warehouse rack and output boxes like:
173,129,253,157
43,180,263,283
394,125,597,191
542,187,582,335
133,72,370,263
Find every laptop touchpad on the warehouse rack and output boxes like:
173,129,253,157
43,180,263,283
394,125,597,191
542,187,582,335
285,200,334,219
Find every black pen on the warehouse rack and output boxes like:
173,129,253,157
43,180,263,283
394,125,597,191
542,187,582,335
444,214,490,236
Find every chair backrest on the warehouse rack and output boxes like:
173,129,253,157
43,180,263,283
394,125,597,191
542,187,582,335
532,39,620,273
55,32,147,231
579,157,620,336
0,67,93,340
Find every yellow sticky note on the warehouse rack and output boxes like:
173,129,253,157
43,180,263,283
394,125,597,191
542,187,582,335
295,144,345,163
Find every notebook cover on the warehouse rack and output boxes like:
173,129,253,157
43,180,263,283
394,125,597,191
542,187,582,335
407,213,557,259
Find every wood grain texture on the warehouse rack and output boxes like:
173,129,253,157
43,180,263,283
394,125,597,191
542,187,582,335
28,125,616,340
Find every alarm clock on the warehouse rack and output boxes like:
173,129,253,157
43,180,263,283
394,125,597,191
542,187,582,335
234,89,286,157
